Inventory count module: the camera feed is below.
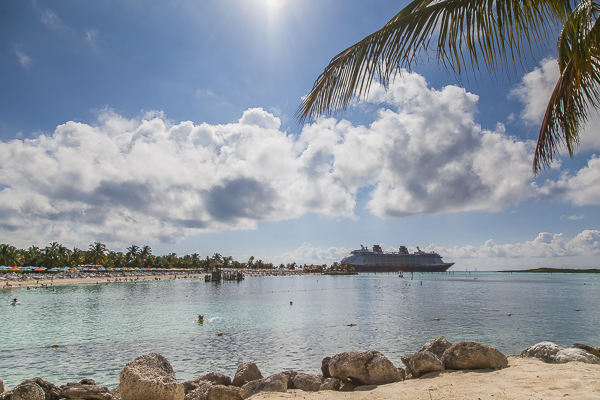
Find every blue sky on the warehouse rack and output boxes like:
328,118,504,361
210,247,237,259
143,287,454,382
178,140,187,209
1,0,599,270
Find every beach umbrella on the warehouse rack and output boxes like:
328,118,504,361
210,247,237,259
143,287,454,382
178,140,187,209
34,268,45,272
8,267,20,271
0,266,9,270
88,268,97,272
49,268,59,272
98,267,105,271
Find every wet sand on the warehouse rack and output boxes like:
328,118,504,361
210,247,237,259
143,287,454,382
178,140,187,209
3,273,206,288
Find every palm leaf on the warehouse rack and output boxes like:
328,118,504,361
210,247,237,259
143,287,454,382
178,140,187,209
534,0,600,174
296,0,571,123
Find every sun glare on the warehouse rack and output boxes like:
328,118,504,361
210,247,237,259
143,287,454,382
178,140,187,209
267,0,287,9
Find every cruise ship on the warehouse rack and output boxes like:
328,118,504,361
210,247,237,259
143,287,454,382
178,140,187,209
341,245,454,273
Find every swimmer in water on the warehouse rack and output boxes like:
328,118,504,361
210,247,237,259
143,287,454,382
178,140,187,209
10,298,19,306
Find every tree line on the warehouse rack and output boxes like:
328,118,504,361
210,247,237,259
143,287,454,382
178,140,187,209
0,242,336,271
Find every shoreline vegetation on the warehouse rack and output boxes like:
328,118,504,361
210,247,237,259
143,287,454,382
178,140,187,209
503,268,600,273
1,340,600,399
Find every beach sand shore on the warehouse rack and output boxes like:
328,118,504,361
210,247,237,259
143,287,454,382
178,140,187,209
254,357,600,400
3,273,206,288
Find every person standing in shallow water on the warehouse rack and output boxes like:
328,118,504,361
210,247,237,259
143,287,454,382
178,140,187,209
10,298,18,305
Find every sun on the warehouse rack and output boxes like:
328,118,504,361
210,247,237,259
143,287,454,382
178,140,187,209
266,0,287,9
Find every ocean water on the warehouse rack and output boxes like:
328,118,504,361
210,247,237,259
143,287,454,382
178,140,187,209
1,272,599,388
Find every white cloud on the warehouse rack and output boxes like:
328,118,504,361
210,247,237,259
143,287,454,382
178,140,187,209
39,8,65,30
15,50,32,68
0,71,598,248
279,230,600,269
511,58,600,152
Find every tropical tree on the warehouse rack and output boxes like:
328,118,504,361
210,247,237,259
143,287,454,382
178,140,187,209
87,242,107,266
0,244,21,266
297,0,600,174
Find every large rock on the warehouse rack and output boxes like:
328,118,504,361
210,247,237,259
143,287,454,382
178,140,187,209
238,374,288,400
520,342,564,363
15,378,61,400
185,382,213,400
119,353,185,400
321,357,331,378
419,338,453,359
319,378,340,391
554,348,600,364
442,341,508,370
232,363,263,388
0,379,4,394
195,372,231,387
4,382,45,400
207,385,243,400
290,373,320,392
328,350,403,385
60,382,112,400
401,350,445,378
573,343,600,358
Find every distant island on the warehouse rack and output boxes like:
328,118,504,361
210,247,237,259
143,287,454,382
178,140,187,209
503,268,600,274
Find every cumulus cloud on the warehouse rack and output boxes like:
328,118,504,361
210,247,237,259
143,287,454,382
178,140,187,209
0,71,598,248
279,230,600,269
423,229,600,270
511,58,600,152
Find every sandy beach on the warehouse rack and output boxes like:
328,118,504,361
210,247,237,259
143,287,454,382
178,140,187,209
2,273,206,288
251,357,600,400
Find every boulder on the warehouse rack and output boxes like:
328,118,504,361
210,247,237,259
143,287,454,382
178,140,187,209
319,378,340,391
328,350,403,385
419,338,453,359
290,373,320,392
520,342,564,363
60,383,112,400
207,385,243,400
5,382,45,400
338,380,357,392
573,343,600,358
119,353,185,400
195,372,231,387
184,382,213,400
275,371,296,389
232,363,263,388
80,379,96,386
109,387,121,400
0,379,4,394
321,357,331,378
238,373,289,399
553,348,600,364
17,377,61,400
401,350,444,378
442,341,508,370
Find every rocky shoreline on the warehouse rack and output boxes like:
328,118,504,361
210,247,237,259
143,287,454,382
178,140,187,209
1,340,599,400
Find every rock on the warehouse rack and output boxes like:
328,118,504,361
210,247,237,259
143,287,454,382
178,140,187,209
573,343,600,358
338,380,357,392
319,378,340,391
119,353,185,400
0,378,4,394
401,350,445,378
354,385,378,391
110,387,121,400
554,348,600,364
7,382,45,400
442,341,508,370
328,350,403,385
194,372,231,387
238,373,289,399
17,377,61,400
185,382,213,400
232,363,263,388
321,357,331,378
275,371,296,389
183,381,200,395
60,383,112,400
290,373,320,392
207,385,243,400
80,379,96,386
419,338,453,359
520,342,564,363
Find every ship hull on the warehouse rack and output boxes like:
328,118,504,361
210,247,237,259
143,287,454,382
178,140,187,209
350,263,453,273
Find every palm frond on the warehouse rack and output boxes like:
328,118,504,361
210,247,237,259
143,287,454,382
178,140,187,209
534,0,600,174
296,0,571,123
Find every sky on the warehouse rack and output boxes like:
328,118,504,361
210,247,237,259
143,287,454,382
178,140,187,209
1,0,599,270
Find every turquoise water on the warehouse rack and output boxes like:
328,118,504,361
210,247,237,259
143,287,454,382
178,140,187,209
1,272,599,388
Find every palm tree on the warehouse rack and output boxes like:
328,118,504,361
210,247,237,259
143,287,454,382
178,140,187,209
0,244,21,267
87,242,107,266
297,0,599,174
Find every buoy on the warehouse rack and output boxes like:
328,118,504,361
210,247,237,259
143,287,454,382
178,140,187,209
217,332,224,336
51,344,59,348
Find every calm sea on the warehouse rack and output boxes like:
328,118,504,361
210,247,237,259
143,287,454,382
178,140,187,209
1,272,599,388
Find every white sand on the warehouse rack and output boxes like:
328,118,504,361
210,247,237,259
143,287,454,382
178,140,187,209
253,357,600,400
